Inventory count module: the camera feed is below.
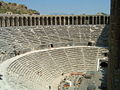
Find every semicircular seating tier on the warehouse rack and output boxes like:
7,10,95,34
0,46,108,90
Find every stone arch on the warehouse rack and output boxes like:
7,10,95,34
65,17,68,25
48,17,51,25
5,17,9,27
61,17,64,25
10,17,14,26
14,17,18,26
78,16,81,25
69,16,72,25
73,16,77,25
89,16,93,24
32,17,35,26
44,17,47,25
97,16,100,24
36,17,39,25
28,17,31,26
40,17,43,25
94,16,97,24
0,17,2,27
82,16,85,24
52,17,55,25
56,17,60,25
105,16,108,24
23,17,27,26
85,16,89,24
19,17,23,26
100,16,104,24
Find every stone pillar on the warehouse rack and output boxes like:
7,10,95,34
2,17,5,27
0,18,1,27
99,16,101,25
68,16,70,25
108,0,120,90
64,17,66,25
103,16,105,24
38,17,40,26
59,16,62,25
15,17,19,26
30,17,32,26
92,16,94,25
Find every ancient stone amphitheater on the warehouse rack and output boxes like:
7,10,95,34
0,14,109,90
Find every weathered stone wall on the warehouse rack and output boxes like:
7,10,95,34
0,25,108,63
0,14,110,27
108,0,120,90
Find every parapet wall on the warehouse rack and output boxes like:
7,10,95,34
0,14,110,27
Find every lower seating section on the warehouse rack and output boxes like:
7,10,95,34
0,46,108,90
0,25,108,63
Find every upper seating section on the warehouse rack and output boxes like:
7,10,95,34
0,14,110,27
0,25,108,63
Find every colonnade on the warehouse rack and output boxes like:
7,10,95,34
0,15,110,27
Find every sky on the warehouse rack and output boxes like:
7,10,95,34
1,0,110,15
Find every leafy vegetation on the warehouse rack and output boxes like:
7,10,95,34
0,1,40,14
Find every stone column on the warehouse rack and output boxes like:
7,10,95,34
99,16,101,24
0,18,1,27
38,17,40,26
59,17,61,25
108,0,120,90
92,16,94,25
2,17,5,27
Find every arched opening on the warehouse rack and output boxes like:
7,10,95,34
0,17,2,27
89,16,92,24
100,62,108,68
10,17,13,26
52,17,55,25
44,17,47,25
88,42,92,46
69,17,72,25
5,17,8,27
23,17,27,26
40,17,43,25
19,17,22,26
48,17,51,25
32,17,35,26
56,17,60,25
82,16,85,24
28,17,31,26
105,16,107,24
50,44,53,48
100,16,104,24
78,16,81,25
36,17,39,25
97,16,99,24
94,16,96,24
102,52,108,57
65,17,68,25
61,17,64,25
74,16,76,25
85,16,89,24
14,17,18,26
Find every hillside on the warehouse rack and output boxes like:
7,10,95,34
0,1,40,14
